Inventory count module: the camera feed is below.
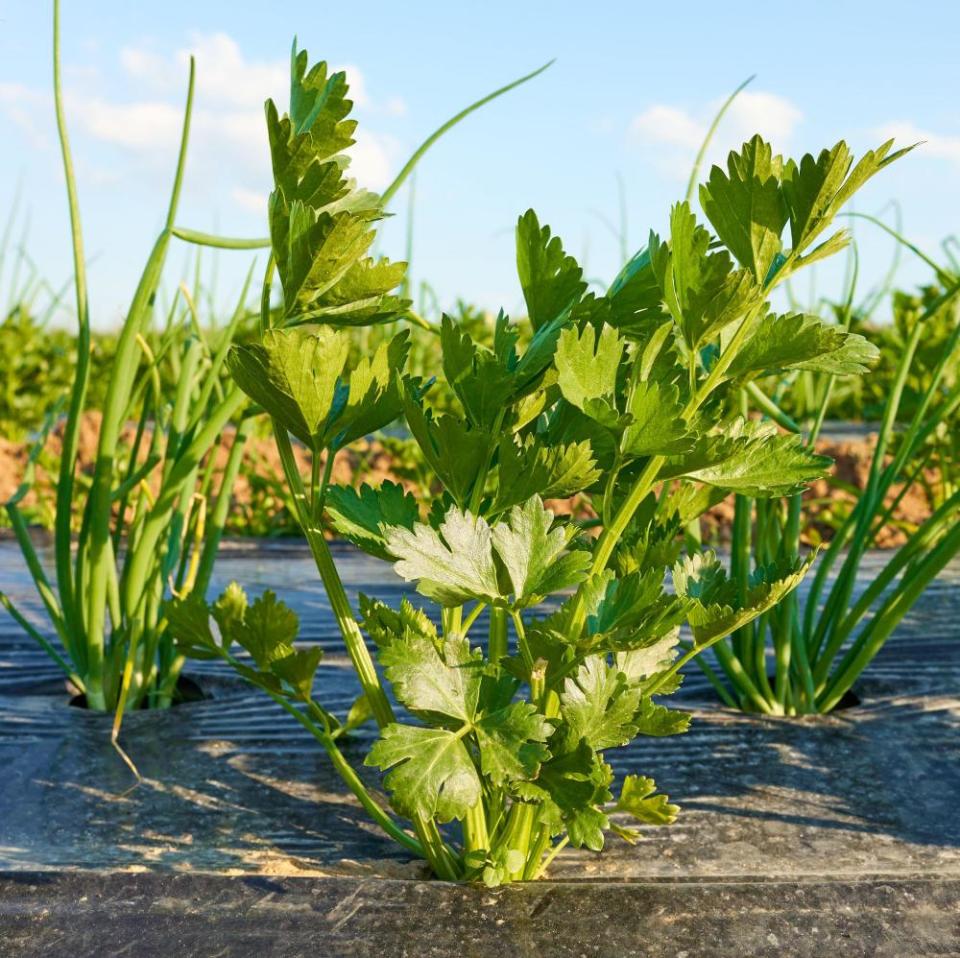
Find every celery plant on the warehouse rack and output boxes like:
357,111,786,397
167,47,903,882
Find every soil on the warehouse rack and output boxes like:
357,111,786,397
0,415,939,546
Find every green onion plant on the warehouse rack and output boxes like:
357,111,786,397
703,229,960,714
0,0,258,728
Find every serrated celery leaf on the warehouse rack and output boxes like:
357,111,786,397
673,549,813,643
379,632,482,724
616,774,679,826
555,323,624,414
366,724,481,823
493,436,600,513
325,481,419,560
726,312,878,379
386,497,589,608
228,327,348,449
698,135,787,282
516,209,587,331
475,701,552,785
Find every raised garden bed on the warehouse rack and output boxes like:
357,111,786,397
1,540,958,957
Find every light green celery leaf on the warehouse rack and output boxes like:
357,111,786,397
636,318,685,389
543,400,619,473
650,206,760,350
211,581,248,640
632,697,690,736
402,393,490,507
587,571,690,653
588,565,671,630
606,247,669,338
270,47,355,182
366,723,481,823
515,740,613,849
325,481,419,560
165,593,220,660
726,312,879,380
490,496,592,607
474,701,553,785
493,435,600,513
227,327,349,449
298,256,408,326
621,380,692,457
783,140,914,257
781,142,853,256
441,316,517,429
612,525,683,579
387,497,589,608
230,590,300,669
516,209,587,330
265,47,408,326
616,774,679,826
270,646,323,701
359,595,437,650
331,331,409,447
673,550,813,644
554,324,624,423
669,483,730,525
561,656,643,750
385,506,501,606
699,135,788,282
614,630,681,682
281,204,378,316
379,631,482,724
660,420,830,497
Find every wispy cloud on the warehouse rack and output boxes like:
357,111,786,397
0,82,50,149
875,121,960,167
0,32,403,209
630,90,803,178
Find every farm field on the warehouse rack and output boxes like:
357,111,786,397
1,2,958,955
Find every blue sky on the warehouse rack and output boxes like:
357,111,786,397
1,0,958,328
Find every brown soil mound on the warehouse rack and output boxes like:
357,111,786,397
0,413,400,537
0,417,938,546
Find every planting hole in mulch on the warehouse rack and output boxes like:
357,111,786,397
67,673,208,710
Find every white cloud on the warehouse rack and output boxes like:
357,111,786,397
630,90,803,178
350,131,400,191
120,33,286,108
631,105,704,150
0,82,50,149
231,186,267,215
384,96,408,118
0,32,405,210
67,95,183,150
875,121,960,166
